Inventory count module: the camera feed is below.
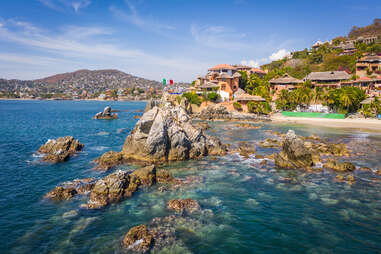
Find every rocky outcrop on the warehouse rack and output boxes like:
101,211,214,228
38,136,84,162
93,106,118,119
122,225,154,253
120,103,227,163
130,165,156,186
238,142,256,157
167,199,201,213
94,151,124,170
156,170,174,183
194,104,270,121
324,159,355,172
259,138,281,148
84,170,138,209
180,97,192,114
44,178,96,201
274,130,314,169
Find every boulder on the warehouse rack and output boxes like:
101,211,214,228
130,165,156,186
259,138,281,148
94,151,124,170
274,130,313,169
324,159,355,172
93,106,118,119
85,170,133,209
167,198,201,213
122,225,154,253
238,142,256,157
38,136,84,163
44,186,77,201
120,103,227,163
180,97,192,114
44,178,96,201
144,99,160,113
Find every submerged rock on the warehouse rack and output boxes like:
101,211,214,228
156,170,174,183
122,225,154,253
167,199,201,213
274,130,313,169
93,106,118,119
324,159,355,172
38,136,84,163
120,103,227,163
259,138,281,148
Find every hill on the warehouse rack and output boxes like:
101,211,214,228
0,69,162,97
348,19,381,39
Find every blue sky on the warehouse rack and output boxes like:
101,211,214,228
0,0,380,82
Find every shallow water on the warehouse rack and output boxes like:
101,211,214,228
1,100,381,254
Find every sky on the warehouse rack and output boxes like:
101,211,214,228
0,0,380,82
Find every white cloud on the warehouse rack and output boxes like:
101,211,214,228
268,49,290,61
39,0,91,12
240,60,259,68
190,24,249,49
0,19,206,81
110,1,175,32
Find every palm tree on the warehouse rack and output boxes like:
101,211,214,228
339,88,353,112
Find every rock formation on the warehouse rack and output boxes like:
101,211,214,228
122,225,154,253
274,130,314,169
94,151,125,170
38,136,84,162
44,178,95,201
167,198,201,213
324,159,356,172
238,142,256,157
93,106,118,119
120,102,227,163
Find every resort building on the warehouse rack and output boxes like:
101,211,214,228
356,54,381,77
235,93,266,111
337,42,356,56
304,71,350,88
269,73,303,101
250,68,267,78
208,64,235,76
356,36,378,45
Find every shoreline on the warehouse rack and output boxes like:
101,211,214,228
271,114,381,132
0,98,148,102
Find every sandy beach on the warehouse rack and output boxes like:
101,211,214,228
271,114,381,132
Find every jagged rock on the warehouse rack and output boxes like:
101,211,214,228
130,165,156,186
274,130,313,169
122,225,154,253
38,136,84,163
94,151,124,170
198,104,230,120
167,198,201,213
180,97,192,114
44,186,77,200
85,170,133,209
120,103,227,163
44,178,96,201
238,142,256,157
324,159,355,172
93,106,118,119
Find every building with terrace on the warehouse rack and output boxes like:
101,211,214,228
304,71,350,88
356,54,381,77
269,73,303,100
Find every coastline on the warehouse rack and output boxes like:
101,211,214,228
271,114,381,131
0,98,148,102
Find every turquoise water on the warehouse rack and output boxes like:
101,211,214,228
1,100,381,254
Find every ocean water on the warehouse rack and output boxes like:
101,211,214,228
1,100,381,254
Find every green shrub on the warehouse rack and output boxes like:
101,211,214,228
207,92,220,102
176,95,181,104
233,102,242,111
182,92,201,106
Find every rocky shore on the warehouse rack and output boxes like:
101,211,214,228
194,104,270,121
93,106,118,119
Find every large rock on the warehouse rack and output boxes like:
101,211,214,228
274,130,313,169
130,165,156,186
93,106,118,119
94,151,124,170
238,142,256,157
180,97,192,114
144,99,160,113
120,103,227,163
38,136,84,163
122,225,154,253
44,186,77,201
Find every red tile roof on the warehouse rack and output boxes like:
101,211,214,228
208,64,235,71
358,76,372,80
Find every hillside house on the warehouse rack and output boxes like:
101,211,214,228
269,73,303,100
356,54,381,77
304,71,350,88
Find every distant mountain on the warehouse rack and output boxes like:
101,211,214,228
0,69,162,93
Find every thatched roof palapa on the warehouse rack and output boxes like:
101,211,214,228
208,64,236,71
304,71,350,81
232,72,242,78
269,73,302,84
198,82,220,89
218,72,233,79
